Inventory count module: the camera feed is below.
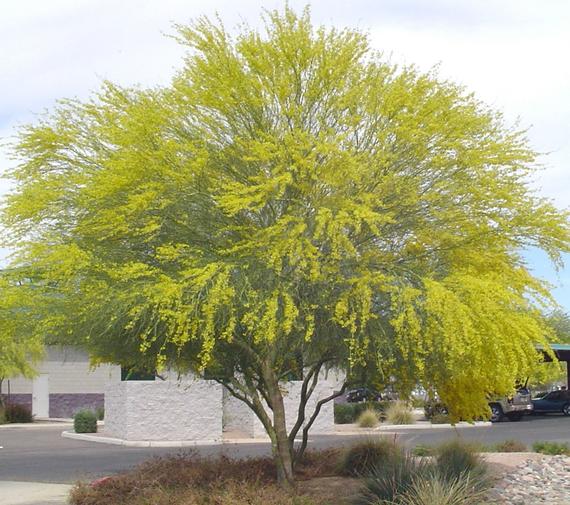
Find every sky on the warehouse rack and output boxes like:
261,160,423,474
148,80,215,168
0,0,569,308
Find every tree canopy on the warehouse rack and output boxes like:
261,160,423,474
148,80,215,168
2,7,569,484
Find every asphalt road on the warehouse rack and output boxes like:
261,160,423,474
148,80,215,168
1,415,569,484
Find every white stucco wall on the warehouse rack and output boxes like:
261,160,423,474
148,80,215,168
222,388,255,436
251,379,337,438
104,378,223,441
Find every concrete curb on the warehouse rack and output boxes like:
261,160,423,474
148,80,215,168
333,421,492,435
62,430,223,447
61,431,313,447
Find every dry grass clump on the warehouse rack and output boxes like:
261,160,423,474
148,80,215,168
339,437,399,477
493,439,527,452
357,409,380,428
385,401,415,425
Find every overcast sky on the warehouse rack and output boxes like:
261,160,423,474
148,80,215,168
1,0,569,308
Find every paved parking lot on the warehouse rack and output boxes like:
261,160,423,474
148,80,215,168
0,415,568,484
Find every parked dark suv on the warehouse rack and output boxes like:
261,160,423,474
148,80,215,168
531,390,570,416
345,387,381,403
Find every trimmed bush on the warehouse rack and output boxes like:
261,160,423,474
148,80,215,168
532,440,570,456
357,409,379,428
398,473,487,505
385,401,415,425
4,403,33,423
339,438,400,477
493,439,527,452
74,410,98,433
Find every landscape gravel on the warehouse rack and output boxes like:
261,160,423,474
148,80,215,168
487,455,570,504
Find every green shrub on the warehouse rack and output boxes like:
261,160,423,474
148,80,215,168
435,440,488,489
0,407,6,425
430,413,451,424
357,409,379,428
95,406,105,421
339,438,400,477
357,450,433,504
532,441,570,456
385,401,415,425
424,400,448,420
5,403,33,423
334,401,389,424
493,439,527,452
410,396,426,409
74,410,98,433
398,473,487,505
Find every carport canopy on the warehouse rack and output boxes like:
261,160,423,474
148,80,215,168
538,344,570,389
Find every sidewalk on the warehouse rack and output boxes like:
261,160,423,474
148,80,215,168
0,481,71,505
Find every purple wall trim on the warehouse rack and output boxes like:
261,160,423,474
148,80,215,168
1,394,32,409
49,393,104,418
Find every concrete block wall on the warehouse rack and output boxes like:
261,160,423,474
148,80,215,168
104,379,223,441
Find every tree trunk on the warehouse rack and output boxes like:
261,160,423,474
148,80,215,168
263,363,295,490
270,391,295,489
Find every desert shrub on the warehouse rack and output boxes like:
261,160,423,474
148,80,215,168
356,450,433,504
339,438,400,477
334,401,389,424
294,448,342,479
74,410,98,433
412,444,434,457
357,409,379,428
430,413,451,424
435,440,488,488
398,473,487,505
424,400,448,420
493,439,527,452
4,403,33,423
95,406,104,421
385,401,415,425
71,480,321,505
69,453,335,505
532,441,570,456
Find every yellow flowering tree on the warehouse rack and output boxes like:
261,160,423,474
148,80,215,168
2,7,569,486
0,270,43,405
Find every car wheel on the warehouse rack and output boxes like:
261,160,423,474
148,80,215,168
563,404,570,416
490,404,504,423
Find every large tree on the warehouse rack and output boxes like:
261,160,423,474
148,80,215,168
2,8,569,486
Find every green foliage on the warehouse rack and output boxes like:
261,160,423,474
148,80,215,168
2,5,570,482
358,440,490,504
4,403,33,423
385,401,415,425
0,406,6,424
339,438,399,477
412,444,434,457
334,401,389,424
357,409,379,428
424,400,448,420
532,440,570,456
74,410,98,433
357,450,433,504
95,406,105,421
430,413,452,424
0,273,43,386
397,473,487,505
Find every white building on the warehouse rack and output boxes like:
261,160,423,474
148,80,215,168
2,346,120,418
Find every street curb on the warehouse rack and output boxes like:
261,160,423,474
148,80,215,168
62,431,223,447
61,431,313,447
